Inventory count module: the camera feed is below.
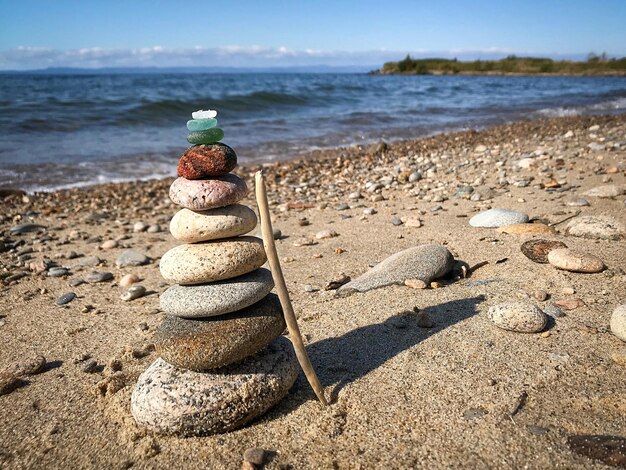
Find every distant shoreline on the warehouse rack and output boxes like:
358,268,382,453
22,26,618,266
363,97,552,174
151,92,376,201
370,70,626,77
372,55,626,77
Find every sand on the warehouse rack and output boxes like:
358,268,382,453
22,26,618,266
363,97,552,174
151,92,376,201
0,114,625,469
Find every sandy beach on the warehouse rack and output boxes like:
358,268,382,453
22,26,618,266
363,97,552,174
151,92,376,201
1,114,625,469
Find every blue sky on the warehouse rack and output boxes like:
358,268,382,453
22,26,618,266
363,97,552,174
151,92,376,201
1,0,625,69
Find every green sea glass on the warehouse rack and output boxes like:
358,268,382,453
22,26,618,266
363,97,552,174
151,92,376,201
187,128,224,145
187,118,218,132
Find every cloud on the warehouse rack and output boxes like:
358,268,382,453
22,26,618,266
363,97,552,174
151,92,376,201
0,45,587,70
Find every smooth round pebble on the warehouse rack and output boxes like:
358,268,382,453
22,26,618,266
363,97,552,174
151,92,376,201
119,273,141,288
56,292,76,305
101,240,118,250
159,236,266,285
566,215,625,241
84,271,113,283
177,143,237,179
116,249,150,268
131,336,298,436
521,239,567,264
160,268,274,318
610,304,626,342
169,205,257,243
48,267,69,277
469,208,529,228
547,248,605,273
169,175,248,210
488,302,547,333
155,293,285,370
121,285,147,302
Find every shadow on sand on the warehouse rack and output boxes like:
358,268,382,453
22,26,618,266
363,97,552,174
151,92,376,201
283,295,484,408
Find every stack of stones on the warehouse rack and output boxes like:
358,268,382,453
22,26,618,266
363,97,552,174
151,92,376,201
131,110,299,436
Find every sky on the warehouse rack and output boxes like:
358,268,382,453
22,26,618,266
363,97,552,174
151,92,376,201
1,0,625,70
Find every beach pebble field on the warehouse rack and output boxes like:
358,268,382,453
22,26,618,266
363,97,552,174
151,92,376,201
0,114,625,468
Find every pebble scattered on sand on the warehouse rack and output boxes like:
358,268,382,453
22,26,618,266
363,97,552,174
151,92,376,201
337,244,454,296
9,223,46,235
116,249,150,268
583,184,624,198
521,239,568,264
131,337,298,436
84,271,114,283
121,285,147,302
48,267,69,277
547,248,606,273
315,229,339,239
243,448,267,466
119,273,141,288
543,304,566,318
56,292,76,305
469,208,529,228
488,302,547,333
3,354,46,377
566,215,625,241
610,304,626,342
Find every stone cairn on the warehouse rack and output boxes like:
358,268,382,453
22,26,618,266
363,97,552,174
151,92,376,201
131,109,299,436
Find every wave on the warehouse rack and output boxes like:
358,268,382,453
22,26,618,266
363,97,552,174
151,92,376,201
536,96,626,118
123,91,313,121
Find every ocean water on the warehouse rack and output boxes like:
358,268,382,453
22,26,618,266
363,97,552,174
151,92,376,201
1,73,625,192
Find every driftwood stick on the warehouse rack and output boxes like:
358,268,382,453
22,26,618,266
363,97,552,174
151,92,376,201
255,170,328,406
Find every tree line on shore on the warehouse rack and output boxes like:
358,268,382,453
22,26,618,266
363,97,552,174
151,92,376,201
373,54,626,75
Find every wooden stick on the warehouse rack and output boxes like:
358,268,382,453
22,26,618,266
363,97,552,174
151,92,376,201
255,170,328,406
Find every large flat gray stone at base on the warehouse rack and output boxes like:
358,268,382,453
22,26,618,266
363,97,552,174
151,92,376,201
337,244,454,297
160,268,274,318
130,336,299,436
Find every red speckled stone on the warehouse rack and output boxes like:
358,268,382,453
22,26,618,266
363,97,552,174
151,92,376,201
177,144,237,179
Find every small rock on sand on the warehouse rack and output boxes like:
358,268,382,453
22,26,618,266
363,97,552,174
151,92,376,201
583,185,624,198
521,239,567,264
610,304,626,342
121,285,147,301
56,292,76,305
3,355,46,377
547,248,605,273
119,273,141,288
85,271,114,283
566,215,624,241
488,302,547,333
337,244,454,296
469,208,529,228
116,250,150,268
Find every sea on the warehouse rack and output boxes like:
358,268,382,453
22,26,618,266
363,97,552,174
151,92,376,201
1,73,625,192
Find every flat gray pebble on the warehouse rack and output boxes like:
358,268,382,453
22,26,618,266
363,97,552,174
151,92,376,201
56,292,76,305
